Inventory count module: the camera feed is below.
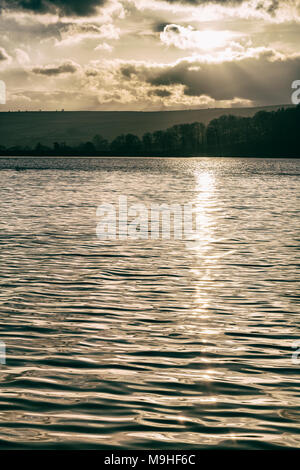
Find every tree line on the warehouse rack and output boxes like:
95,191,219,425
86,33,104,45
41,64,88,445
0,105,299,157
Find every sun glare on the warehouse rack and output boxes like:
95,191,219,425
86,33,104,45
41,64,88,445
197,30,235,50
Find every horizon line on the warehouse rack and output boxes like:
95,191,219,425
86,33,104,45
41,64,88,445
0,103,293,113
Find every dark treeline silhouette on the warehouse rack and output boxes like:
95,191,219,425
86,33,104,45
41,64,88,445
0,105,299,157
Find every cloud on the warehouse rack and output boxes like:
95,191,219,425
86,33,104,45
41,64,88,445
6,89,101,111
55,22,120,46
156,0,244,5
153,22,169,32
0,46,10,61
61,23,120,39
1,0,299,111
32,60,79,75
136,0,300,24
80,59,255,109
160,24,242,50
117,49,300,105
97,23,120,39
4,50,297,110
0,0,105,17
15,48,30,64
143,0,281,10
149,88,172,97
95,42,113,51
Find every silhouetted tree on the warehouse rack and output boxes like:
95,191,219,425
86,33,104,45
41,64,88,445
2,105,299,157
93,134,109,152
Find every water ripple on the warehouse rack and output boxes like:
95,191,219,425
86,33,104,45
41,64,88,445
0,157,299,449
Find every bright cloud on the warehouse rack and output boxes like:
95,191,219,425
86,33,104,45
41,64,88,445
160,24,243,50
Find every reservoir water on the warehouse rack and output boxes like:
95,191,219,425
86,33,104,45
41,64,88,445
0,157,299,449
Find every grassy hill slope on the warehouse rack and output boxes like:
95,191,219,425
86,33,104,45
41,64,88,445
0,105,292,148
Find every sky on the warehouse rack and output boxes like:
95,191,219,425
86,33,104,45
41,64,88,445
0,0,299,111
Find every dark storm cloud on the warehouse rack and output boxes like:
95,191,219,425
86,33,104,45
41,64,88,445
153,22,169,33
257,0,280,14
0,0,105,16
32,62,78,75
120,65,137,79
0,0,282,17
121,52,300,105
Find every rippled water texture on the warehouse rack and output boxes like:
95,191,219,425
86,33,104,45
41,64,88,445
0,157,299,449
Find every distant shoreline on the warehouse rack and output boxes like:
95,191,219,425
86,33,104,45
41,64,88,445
1,105,298,158
0,104,291,113
0,155,299,159
0,104,293,149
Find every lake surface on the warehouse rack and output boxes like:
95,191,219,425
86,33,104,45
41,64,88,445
0,157,299,449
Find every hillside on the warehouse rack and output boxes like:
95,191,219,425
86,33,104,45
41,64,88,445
0,105,292,148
